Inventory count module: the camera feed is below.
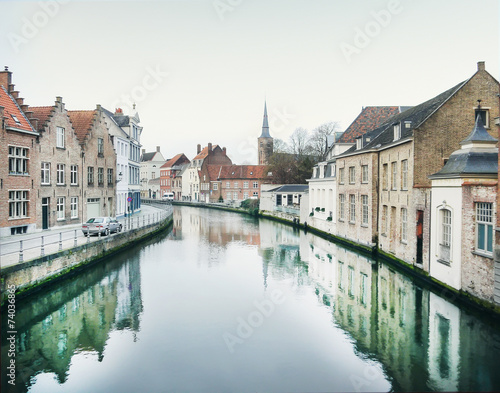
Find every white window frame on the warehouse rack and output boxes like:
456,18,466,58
70,197,78,219
56,164,65,185
56,127,65,148
8,146,29,175
401,207,408,243
41,162,50,185
88,167,94,185
234,182,238,188
253,191,258,197
253,182,258,189
57,197,65,220
349,194,356,223
362,195,368,225
226,182,230,188
349,167,355,184
476,202,493,255
98,167,104,185
70,165,78,185
8,190,29,219
213,183,218,190
339,168,345,184
393,123,401,141
233,192,238,200
361,165,368,183
401,159,408,190
107,168,113,185
391,162,397,190
243,192,249,199
339,194,345,221
243,181,249,189
97,138,104,154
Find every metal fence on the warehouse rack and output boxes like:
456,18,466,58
1,205,172,267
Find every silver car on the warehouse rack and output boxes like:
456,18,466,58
82,217,122,236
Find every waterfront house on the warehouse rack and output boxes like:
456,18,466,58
260,184,308,215
68,106,116,220
160,153,190,199
0,67,39,236
140,146,166,199
29,97,83,228
429,114,498,303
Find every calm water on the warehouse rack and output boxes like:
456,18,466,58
2,206,500,393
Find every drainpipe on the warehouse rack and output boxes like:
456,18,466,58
375,150,380,251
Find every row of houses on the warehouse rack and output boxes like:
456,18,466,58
304,61,500,306
140,103,275,203
0,68,142,236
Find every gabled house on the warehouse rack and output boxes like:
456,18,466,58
29,97,82,228
160,153,190,199
68,106,116,221
0,67,39,236
140,146,165,199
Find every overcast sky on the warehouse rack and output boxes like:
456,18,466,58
1,0,498,164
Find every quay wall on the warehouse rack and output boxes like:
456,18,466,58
0,214,173,306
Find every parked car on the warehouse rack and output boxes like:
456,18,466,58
82,217,122,236
162,192,174,201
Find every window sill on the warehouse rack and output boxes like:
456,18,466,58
349,221,356,225
56,146,66,150
381,233,387,237
400,240,408,245
8,217,30,221
56,183,66,186
361,224,368,228
57,218,66,222
9,173,29,176
338,219,344,223
41,183,51,186
70,184,79,187
437,258,451,267
472,250,493,260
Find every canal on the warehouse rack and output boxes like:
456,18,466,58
2,206,500,392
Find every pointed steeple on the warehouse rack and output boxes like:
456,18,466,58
260,101,271,138
460,113,497,147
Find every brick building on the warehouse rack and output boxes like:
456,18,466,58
160,153,190,199
68,106,116,221
0,67,39,236
29,97,83,228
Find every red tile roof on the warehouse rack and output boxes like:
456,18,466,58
0,85,36,133
193,145,219,160
337,106,400,143
29,106,54,130
160,153,190,169
68,110,95,144
207,165,269,181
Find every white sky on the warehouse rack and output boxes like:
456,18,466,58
1,0,499,164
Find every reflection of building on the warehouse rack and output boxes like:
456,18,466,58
2,254,143,390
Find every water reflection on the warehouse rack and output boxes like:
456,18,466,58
3,207,500,392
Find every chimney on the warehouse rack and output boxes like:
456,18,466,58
142,148,146,155
477,61,485,71
223,147,226,155
208,142,212,152
115,108,123,116
197,144,201,154
0,66,12,91
156,145,160,152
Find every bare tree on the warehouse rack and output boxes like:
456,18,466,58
289,127,311,156
309,121,341,159
273,138,290,154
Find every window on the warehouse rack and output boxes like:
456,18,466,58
349,195,356,222
391,162,397,190
339,168,345,184
10,114,21,125
393,123,401,141
361,165,368,183
8,146,29,175
243,181,249,188
349,167,355,184
56,164,65,185
356,138,362,150
243,192,249,199
382,164,388,190
382,205,388,234
97,138,104,154
401,208,408,242
41,162,50,184
107,168,113,185
339,194,345,220
401,160,408,190
213,183,218,190
70,165,78,185
475,108,490,128
476,202,493,255
87,167,94,185
226,193,232,200
253,182,258,189
233,192,238,200
234,182,238,188
253,191,258,197
362,195,368,225
57,197,65,220
8,190,28,218
226,182,230,188
98,168,104,186
71,197,78,218
56,127,65,148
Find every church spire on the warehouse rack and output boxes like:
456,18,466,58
260,101,271,138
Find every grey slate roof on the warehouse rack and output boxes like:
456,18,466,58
430,114,498,178
340,80,467,156
141,152,157,162
266,184,309,193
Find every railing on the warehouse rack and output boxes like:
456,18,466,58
275,205,300,215
0,205,172,267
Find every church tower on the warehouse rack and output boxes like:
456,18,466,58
258,101,273,165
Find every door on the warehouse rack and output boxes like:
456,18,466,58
416,210,424,265
42,198,49,229
87,198,101,218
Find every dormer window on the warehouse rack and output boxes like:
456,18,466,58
11,114,21,125
356,138,362,150
393,123,401,141
404,121,412,129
